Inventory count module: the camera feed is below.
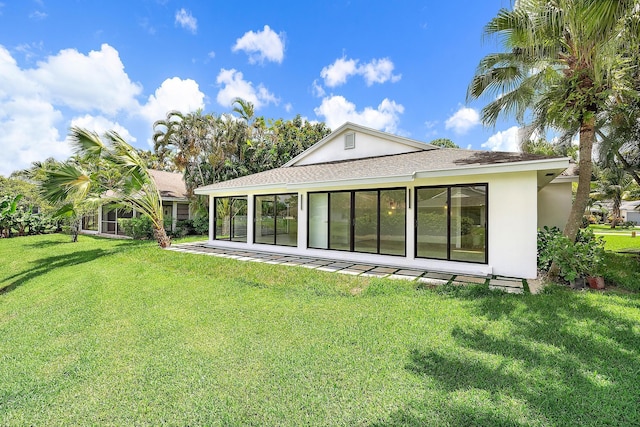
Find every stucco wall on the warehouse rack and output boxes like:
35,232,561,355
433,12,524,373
295,130,421,166
538,181,572,229
204,170,540,279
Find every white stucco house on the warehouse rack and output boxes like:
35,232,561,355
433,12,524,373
621,200,640,224
82,169,192,236
194,122,572,279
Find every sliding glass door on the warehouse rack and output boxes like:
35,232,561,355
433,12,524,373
308,188,406,256
214,196,248,242
415,184,487,263
254,193,298,246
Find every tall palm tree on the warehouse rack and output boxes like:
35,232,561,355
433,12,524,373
468,0,639,242
39,128,171,247
591,165,634,228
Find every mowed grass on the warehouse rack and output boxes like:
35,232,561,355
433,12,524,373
1,235,640,426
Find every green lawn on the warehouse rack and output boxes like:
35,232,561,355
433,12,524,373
1,234,639,426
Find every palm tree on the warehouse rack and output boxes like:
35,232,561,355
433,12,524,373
468,0,639,243
39,128,171,247
591,165,634,228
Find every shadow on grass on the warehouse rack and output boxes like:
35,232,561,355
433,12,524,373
0,249,112,295
375,290,640,426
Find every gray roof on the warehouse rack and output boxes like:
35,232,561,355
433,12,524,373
196,149,560,192
148,169,188,199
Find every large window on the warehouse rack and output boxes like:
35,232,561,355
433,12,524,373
214,196,248,242
415,184,487,263
254,194,298,246
308,188,406,256
101,206,132,235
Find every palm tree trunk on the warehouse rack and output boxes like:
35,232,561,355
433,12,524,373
564,118,595,241
153,225,171,248
549,117,595,278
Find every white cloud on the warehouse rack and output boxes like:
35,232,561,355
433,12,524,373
0,97,70,177
284,103,293,113
314,95,404,133
482,126,521,152
29,10,47,20
320,57,358,87
139,77,205,123
208,51,216,59
445,107,480,134
215,68,278,109
320,56,401,87
232,25,284,64
359,58,402,86
0,43,180,176
69,115,137,143
27,44,142,115
175,8,197,34
311,79,325,97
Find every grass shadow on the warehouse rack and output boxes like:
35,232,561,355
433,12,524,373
0,249,112,295
376,290,640,426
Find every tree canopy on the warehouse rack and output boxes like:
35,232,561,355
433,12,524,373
468,0,640,242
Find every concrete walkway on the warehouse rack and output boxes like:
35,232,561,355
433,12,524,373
167,242,527,294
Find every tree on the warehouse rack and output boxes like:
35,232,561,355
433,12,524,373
591,164,634,228
429,138,459,148
468,0,639,244
0,194,22,238
38,128,171,247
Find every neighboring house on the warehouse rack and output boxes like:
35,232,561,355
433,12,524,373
81,169,191,236
621,200,640,224
195,122,571,279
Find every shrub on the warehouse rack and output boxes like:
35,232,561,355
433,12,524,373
537,227,605,281
172,219,195,238
192,215,209,235
537,226,562,270
118,216,154,240
619,221,636,229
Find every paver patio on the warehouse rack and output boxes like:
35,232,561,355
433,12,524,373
167,242,528,294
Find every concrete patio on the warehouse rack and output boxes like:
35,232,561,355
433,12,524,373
167,242,528,294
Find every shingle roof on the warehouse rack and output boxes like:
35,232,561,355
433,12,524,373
196,149,559,192
149,169,188,199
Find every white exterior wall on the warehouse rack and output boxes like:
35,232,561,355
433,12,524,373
295,130,421,166
538,181,572,229
204,170,540,279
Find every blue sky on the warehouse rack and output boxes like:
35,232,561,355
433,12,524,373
0,0,521,177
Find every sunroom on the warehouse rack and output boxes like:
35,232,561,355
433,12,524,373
195,123,571,279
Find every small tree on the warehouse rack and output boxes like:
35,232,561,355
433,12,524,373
38,128,171,247
429,138,459,149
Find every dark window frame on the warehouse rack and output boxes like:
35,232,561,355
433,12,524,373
414,183,488,264
307,187,407,257
213,195,248,242
253,193,298,247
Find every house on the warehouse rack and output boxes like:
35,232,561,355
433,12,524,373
81,169,192,236
194,122,571,279
621,200,640,224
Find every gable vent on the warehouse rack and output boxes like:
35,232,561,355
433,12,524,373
344,132,355,150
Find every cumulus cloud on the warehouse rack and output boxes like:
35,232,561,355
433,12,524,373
320,57,358,87
0,96,70,176
0,43,195,176
215,68,278,109
26,44,142,115
139,77,205,122
445,107,480,134
70,115,137,143
311,79,325,97
319,56,401,88
482,126,521,152
314,95,404,133
232,25,285,64
175,8,197,34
